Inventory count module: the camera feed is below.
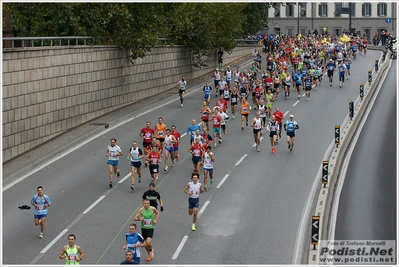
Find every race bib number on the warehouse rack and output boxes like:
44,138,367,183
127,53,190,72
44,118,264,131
158,132,163,136
68,254,76,262
37,205,45,212
144,219,152,226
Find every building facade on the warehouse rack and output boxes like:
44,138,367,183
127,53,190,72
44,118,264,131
265,2,397,40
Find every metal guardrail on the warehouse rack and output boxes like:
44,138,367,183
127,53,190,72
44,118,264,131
3,36,260,49
2,36,109,48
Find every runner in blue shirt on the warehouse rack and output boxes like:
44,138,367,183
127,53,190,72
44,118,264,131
202,81,212,106
304,74,312,101
186,119,202,145
123,223,146,264
344,55,352,79
31,186,51,239
338,62,347,88
352,42,358,60
284,115,299,152
326,59,336,86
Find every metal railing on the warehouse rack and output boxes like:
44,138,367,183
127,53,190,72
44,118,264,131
3,36,260,49
2,36,109,48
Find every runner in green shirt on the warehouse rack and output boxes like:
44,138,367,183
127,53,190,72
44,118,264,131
134,199,160,262
59,234,84,265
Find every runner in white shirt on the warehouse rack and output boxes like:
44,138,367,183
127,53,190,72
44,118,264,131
184,172,204,231
218,77,227,99
202,146,215,191
106,138,123,188
251,112,264,152
220,110,229,135
212,68,221,97
224,66,233,89
163,129,176,172
234,67,240,84
177,76,186,107
127,141,144,190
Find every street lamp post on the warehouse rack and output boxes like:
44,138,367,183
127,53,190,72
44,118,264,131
297,2,300,35
349,3,352,34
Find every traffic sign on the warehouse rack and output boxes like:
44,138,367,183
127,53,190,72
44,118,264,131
311,216,320,247
360,84,364,100
322,161,328,186
268,33,274,40
335,125,340,147
386,18,392,24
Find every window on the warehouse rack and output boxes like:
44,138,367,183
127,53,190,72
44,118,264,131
286,4,295,17
319,3,328,17
334,3,341,16
363,29,371,40
334,28,341,35
351,3,356,16
287,28,293,37
300,3,307,17
300,28,306,36
362,3,372,16
377,3,387,16
274,5,280,17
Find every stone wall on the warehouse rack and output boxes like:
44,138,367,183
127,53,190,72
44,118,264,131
2,44,257,162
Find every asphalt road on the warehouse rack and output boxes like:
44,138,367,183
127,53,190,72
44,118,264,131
2,50,384,265
334,59,396,241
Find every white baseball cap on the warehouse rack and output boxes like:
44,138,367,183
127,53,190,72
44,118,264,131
290,114,294,118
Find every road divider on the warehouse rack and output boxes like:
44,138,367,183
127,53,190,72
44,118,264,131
307,52,391,264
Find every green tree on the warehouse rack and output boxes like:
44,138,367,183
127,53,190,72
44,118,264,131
3,3,279,67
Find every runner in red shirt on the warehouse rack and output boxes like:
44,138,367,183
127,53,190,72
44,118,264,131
201,126,213,150
264,75,273,92
216,95,228,113
253,81,263,108
139,121,154,167
273,106,285,143
146,145,161,187
211,109,223,148
188,137,204,174
170,125,181,166
199,102,212,131
145,137,162,157
362,38,368,56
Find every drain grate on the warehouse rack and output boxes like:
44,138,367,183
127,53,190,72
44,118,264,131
90,123,109,128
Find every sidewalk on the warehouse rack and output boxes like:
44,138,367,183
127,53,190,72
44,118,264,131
2,54,253,187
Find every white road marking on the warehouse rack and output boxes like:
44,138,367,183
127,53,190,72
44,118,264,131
83,195,105,214
293,100,300,106
172,235,189,260
198,200,210,216
216,174,229,188
234,154,247,166
118,173,131,184
40,228,69,254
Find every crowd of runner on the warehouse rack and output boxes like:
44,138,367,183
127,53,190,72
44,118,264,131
32,32,369,265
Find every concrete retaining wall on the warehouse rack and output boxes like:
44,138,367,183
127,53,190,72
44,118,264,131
2,44,257,162
307,49,390,264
